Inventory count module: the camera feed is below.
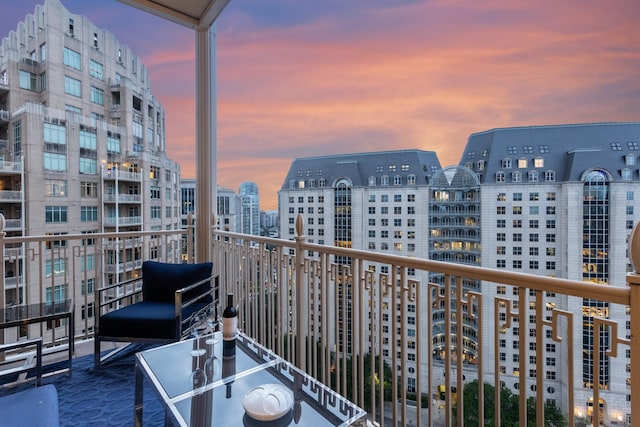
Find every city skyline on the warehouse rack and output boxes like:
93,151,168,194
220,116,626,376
1,0,639,210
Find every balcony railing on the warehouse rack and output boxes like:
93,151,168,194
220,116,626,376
0,191,23,202
102,169,142,182
102,193,142,203
0,214,637,426
102,216,142,227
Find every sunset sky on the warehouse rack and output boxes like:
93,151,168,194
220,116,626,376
2,0,639,210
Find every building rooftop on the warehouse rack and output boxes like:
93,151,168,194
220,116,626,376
280,149,442,190
462,122,640,183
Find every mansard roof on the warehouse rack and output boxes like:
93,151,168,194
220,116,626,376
461,122,640,184
280,149,441,190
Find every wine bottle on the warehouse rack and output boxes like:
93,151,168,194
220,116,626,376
222,293,237,356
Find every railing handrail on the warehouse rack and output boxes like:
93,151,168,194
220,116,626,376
3,227,184,245
213,226,630,306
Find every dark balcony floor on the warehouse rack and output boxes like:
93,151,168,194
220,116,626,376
0,344,165,426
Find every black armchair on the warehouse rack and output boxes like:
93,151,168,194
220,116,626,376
94,261,216,366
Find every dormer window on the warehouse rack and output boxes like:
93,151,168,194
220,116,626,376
512,171,521,183
518,158,528,168
625,154,636,166
501,158,512,169
534,157,544,168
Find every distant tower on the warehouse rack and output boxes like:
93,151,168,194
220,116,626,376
239,181,260,236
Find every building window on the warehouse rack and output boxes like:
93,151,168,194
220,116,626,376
151,206,162,219
45,179,67,197
518,158,528,168
80,206,98,222
90,86,104,105
107,135,121,154
545,170,556,181
81,182,98,198
89,59,103,80
79,157,97,174
63,47,81,69
64,75,81,97
45,206,68,223
534,157,544,168
19,70,37,91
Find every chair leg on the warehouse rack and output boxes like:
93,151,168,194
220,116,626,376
94,336,101,368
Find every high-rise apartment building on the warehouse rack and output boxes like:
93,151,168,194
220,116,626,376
217,185,242,233
239,181,260,236
0,0,181,316
279,149,442,390
459,122,640,422
279,124,639,422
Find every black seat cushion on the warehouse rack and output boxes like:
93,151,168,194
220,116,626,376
99,300,209,340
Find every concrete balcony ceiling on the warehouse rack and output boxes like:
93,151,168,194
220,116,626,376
117,0,231,29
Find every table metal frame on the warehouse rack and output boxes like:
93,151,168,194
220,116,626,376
134,332,367,426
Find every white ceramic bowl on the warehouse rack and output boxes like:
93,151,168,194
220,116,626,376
243,383,294,421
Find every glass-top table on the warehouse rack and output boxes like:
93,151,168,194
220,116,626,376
134,332,367,426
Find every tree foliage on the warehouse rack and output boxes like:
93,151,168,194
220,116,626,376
458,380,567,427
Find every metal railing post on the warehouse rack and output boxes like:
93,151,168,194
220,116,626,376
0,214,5,356
294,214,307,371
627,222,640,427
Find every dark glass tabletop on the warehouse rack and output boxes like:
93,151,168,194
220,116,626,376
135,332,366,426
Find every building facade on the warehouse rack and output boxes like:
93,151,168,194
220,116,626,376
0,0,182,331
239,181,260,236
462,122,639,423
279,149,442,392
278,124,638,423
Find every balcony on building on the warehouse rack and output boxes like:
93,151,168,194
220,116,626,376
0,214,637,426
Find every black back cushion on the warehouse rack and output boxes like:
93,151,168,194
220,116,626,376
142,261,213,303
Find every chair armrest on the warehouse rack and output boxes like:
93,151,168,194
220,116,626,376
96,277,140,298
96,277,143,310
174,274,217,316
0,338,43,386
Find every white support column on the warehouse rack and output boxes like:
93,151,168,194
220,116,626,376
195,25,217,262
